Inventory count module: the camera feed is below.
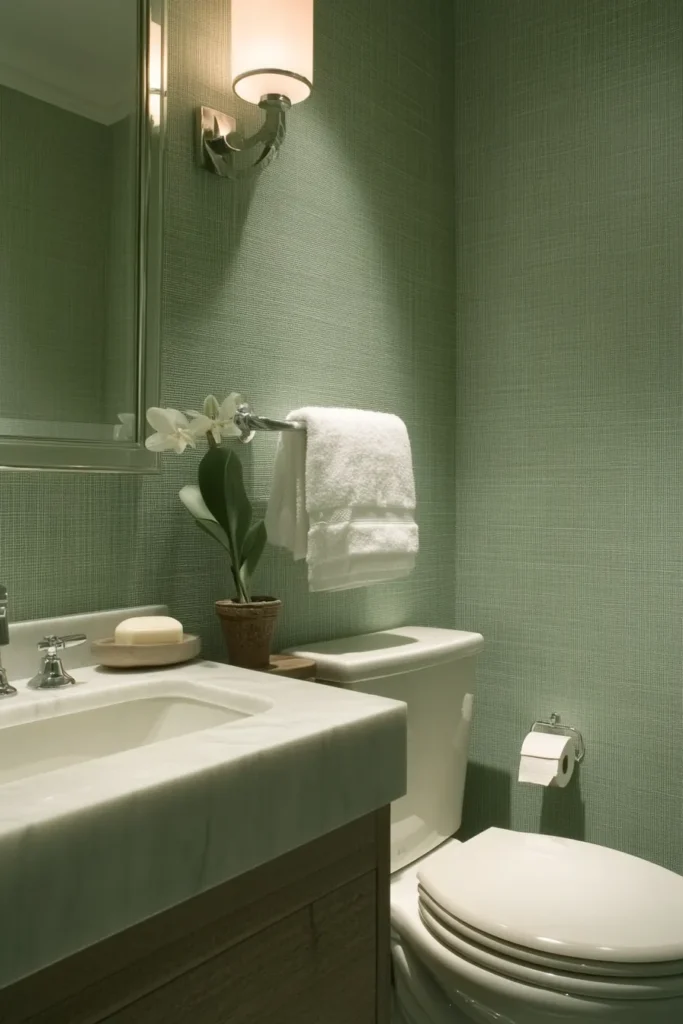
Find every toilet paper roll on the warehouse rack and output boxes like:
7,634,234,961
518,731,575,788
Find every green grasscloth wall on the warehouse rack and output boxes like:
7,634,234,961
454,0,683,872
0,0,456,653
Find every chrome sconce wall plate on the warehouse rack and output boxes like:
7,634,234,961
197,0,314,180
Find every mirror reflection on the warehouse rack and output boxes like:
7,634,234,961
0,0,141,445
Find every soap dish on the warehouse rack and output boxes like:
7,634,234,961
91,634,201,669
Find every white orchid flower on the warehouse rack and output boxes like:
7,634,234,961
186,392,243,444
145,407,197,453
113,412,136,441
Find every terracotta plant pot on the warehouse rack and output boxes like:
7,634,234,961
215,597,282,670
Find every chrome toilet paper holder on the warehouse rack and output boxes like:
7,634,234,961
530,712,585,763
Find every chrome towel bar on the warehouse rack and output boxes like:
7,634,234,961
233,403,305,443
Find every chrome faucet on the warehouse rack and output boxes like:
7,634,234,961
0,585,18,697
28,634,87,690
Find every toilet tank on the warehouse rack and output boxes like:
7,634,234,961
290,626,484,871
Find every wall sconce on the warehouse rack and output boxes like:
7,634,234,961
198,0,314,180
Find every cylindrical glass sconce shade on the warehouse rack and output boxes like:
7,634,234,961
231,0,313,106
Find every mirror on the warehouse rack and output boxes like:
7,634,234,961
0,0,164,471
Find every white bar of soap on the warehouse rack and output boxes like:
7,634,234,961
114,616,184,645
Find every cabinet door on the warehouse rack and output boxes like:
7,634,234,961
105,872,377,1024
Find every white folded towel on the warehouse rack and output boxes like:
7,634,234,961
266,407,419,592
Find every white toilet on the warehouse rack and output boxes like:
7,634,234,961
292,626,683,1024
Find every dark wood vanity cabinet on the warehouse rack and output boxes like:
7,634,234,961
0,809,390,1024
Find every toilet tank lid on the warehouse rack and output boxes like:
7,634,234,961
289,626,484,684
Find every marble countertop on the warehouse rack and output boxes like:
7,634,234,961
0,657,406,990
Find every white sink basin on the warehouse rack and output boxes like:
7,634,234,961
0,693,251,786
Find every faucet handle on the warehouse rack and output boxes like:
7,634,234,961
0,584,9,647
38,634,87,652
28,634,87,690
0,585,15,696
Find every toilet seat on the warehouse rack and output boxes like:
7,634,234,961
417,828,683,972
418,886,683,979
390,843,683,1023
417,896,683,1000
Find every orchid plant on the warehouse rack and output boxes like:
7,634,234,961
145,393,267,603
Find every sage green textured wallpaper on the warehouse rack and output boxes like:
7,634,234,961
454,0,683,872
0,0,456,656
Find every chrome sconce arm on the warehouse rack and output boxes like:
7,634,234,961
198,93,291,180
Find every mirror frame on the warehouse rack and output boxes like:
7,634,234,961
0,0,165,473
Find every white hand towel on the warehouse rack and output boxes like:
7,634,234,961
266,407,419,592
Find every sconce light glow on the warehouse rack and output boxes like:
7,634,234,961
231,0,314,106
148,20,162,127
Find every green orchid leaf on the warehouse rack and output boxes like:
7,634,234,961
240,520,267,580
179,484,233,553
198,447,252,553
194,516,233,553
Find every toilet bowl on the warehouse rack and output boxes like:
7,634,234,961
391,832,683,1023
291,627,683,1023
